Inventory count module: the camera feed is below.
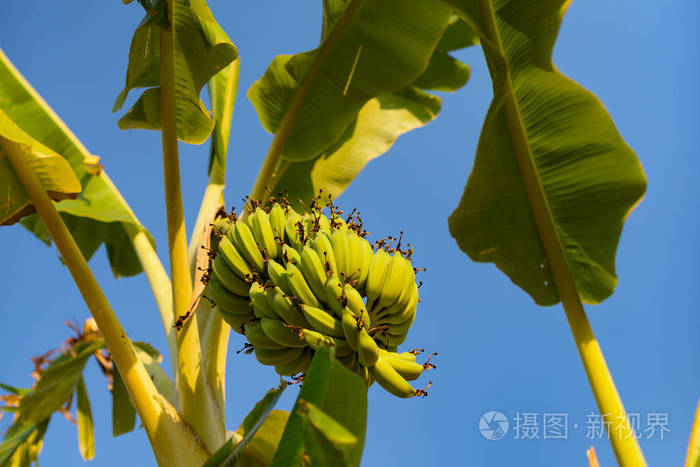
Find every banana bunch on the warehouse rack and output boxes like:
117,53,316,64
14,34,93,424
207,198,432,398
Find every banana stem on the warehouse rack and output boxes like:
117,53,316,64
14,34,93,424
159,5,225,451
1,136,208,466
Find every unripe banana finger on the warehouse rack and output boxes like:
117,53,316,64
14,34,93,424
270,287,310,328
375,253,410,311
356,236,373,293
340,307,359,352
311,234,337,276
212,255,250,297
269,203,287,243
299,246,329,305
275,348,313,376
357,328,379,367
260,318,306,348
285,211,304,250
379,348,417,363
369,356,419,398
377,282,418,323
299,304,344,338
301,328,351,356
343,283,370,328
250,207,278,260
266,259,292,295
379,351,425,381
219,311,252,333
208,276,253,315
244,321,285,350
282,244,301,265
218,236,254,281
231,221,266,272
365,249,389,312
254,346,304,366
324,275,345,316
331,230,349,276
250,282,278,319
286,262,323,308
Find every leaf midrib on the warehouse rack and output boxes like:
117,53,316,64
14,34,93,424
474,0,583,308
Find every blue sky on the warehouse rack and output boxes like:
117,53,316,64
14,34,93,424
1,1,698,466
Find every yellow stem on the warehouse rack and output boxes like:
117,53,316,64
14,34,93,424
475,1,646,464
1,136,208,466
686,399,700,467
159,4,225,450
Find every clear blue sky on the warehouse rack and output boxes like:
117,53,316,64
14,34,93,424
1,1,698,466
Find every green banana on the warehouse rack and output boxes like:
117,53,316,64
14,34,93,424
323,275,346,316
302,212,331,238
375,253,410,311
343,231,362,284
275,347,312,376
365,249,390,311
270,286,310,328
357,328,379,367
254,346,304,366
299,246,329,305
301,328,352,356
269,203,287,242
249,282,277,319
211,255,250,297
369,356,418,398
244,321,285,350
379,349,425,381
379,348,418,362
356,235,373,292
343,283,370,328
298,305,344,338
260,318,306,348
377,282,418,324
311,233,337,276
285,210,304,250
266,259,291,296
282,244,301,265
340,307,359,352
285,262,322,308
217,236,254,281
220,311,251,332
230,221,266,272
330,229,349,276
249,207,278,260
208,276,252,315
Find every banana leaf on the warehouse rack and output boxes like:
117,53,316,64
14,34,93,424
114,0,237,145
444,0,646,305
0,49,155,277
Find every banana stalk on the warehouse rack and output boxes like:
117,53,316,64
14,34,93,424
159,1,224,451
1,136,208,466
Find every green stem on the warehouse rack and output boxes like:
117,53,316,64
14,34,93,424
247,0,364,206
475,1,646,464
159,5,225,451
1,136,208,466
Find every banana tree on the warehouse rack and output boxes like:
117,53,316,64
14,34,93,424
1,0,692,466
